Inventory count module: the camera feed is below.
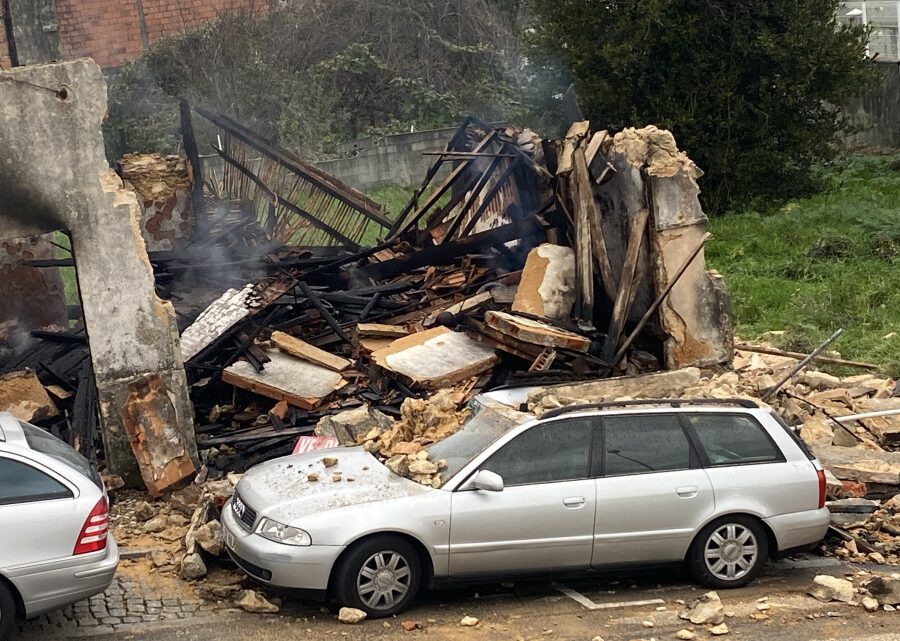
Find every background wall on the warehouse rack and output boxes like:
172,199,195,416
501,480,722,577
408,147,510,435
0,0,270,69
315,125,469,191
845,60,900,150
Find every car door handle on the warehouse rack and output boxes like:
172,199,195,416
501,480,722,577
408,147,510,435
676,486,698,498
563,497,586,508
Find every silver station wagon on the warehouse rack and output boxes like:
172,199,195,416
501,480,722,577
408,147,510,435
222,397,830,617
0,413,118,641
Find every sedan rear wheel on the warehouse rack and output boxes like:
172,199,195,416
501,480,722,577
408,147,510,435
689,515,768,589
335,535,422,618
0,581,16,641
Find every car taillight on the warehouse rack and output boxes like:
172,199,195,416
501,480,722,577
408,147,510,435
74,496,108,555
816,469,826,509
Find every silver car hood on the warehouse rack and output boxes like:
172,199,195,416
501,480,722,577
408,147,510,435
235,446,433,523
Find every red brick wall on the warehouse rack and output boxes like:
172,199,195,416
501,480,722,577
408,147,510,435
55,0,266,69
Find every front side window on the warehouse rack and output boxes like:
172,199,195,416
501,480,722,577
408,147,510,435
0,457,72,505
603,414,692,476
683,414,782,465
483,418,593,486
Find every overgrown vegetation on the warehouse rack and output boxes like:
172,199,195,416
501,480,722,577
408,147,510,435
527,0,880,213
105,0,525,161
706,154,900,376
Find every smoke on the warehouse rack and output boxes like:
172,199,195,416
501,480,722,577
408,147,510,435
0,178,69,235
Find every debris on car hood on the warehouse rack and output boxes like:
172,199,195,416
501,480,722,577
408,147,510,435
234,447,433,522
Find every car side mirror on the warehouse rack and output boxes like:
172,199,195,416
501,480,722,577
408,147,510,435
472,469,504,492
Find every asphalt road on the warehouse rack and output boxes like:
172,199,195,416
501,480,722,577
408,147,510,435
19,555,900,641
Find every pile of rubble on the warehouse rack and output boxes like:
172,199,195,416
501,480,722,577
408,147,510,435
1,114,736,494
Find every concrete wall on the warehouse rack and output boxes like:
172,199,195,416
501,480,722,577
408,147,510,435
315,126,464,191
0,59,196,484
6,0,58,66
845,60,900,150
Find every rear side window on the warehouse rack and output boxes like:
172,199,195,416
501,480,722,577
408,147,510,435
684,414,782,466
484,418,593,486
0,457,72,505
769,411,816,460
19,421,101,488
602,415,692,476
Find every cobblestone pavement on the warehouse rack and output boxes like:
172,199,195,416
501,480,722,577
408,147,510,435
17,574,227,639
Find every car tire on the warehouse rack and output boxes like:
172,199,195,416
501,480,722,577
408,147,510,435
334,535,422,618
0,581,17,641
688,515,769,589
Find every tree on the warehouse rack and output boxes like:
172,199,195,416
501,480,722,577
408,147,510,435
104,0,524,161
527,0,879,212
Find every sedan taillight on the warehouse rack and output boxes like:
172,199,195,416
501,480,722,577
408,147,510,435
74,496,109,555
816,469,826,509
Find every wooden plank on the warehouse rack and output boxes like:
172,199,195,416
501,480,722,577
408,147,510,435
572,150,594,320
601,207,650,361
556,121,590,175
371,326,498,389
485,310,590,352
357,323,410,338
573,148,617,302
222,351,347,410
271,330,352,372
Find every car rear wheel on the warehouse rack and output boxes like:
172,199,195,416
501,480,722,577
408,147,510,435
334,535,422,618
0,581,16,641
689,515,768,589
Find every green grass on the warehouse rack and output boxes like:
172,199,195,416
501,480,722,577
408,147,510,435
706,154,900,377
365,183,446,246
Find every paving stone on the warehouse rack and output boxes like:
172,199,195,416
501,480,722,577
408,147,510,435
162,598,179,607
122,616,142,624
146,600,162,608
100,617,120,625
77,617,98,627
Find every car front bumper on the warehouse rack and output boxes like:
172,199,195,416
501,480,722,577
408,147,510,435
765,507,830,552
9,536,119,618
221,498,344,593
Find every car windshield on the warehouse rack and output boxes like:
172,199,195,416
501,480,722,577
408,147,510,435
426,398,525,483
19,420,102,488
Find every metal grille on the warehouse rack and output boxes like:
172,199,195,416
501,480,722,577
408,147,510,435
232,491,258,531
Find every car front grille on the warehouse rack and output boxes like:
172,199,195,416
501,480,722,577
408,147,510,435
231,491,258,531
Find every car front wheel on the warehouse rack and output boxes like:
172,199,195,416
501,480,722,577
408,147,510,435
689,515,768,589
334,535,422,618
0,580,16,641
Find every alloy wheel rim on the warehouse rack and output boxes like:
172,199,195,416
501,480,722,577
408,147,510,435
357,550,411,610
704,523,758,581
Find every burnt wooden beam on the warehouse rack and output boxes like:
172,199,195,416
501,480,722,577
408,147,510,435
357,207,551,281
601,207,649,361
195,108,389,227
214,146,360,249
180,100,208,233
297,281,352,345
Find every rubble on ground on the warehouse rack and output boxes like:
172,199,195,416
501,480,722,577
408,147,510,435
338,607,367,624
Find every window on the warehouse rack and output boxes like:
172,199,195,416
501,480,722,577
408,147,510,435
0,457,71,505
19,420,101,488
684,414,782,466
483,418,593,486
603,415,692,476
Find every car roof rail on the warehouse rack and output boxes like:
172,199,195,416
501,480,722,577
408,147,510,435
540,398,760,419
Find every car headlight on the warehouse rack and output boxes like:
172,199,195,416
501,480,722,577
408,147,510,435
256,517,312,546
